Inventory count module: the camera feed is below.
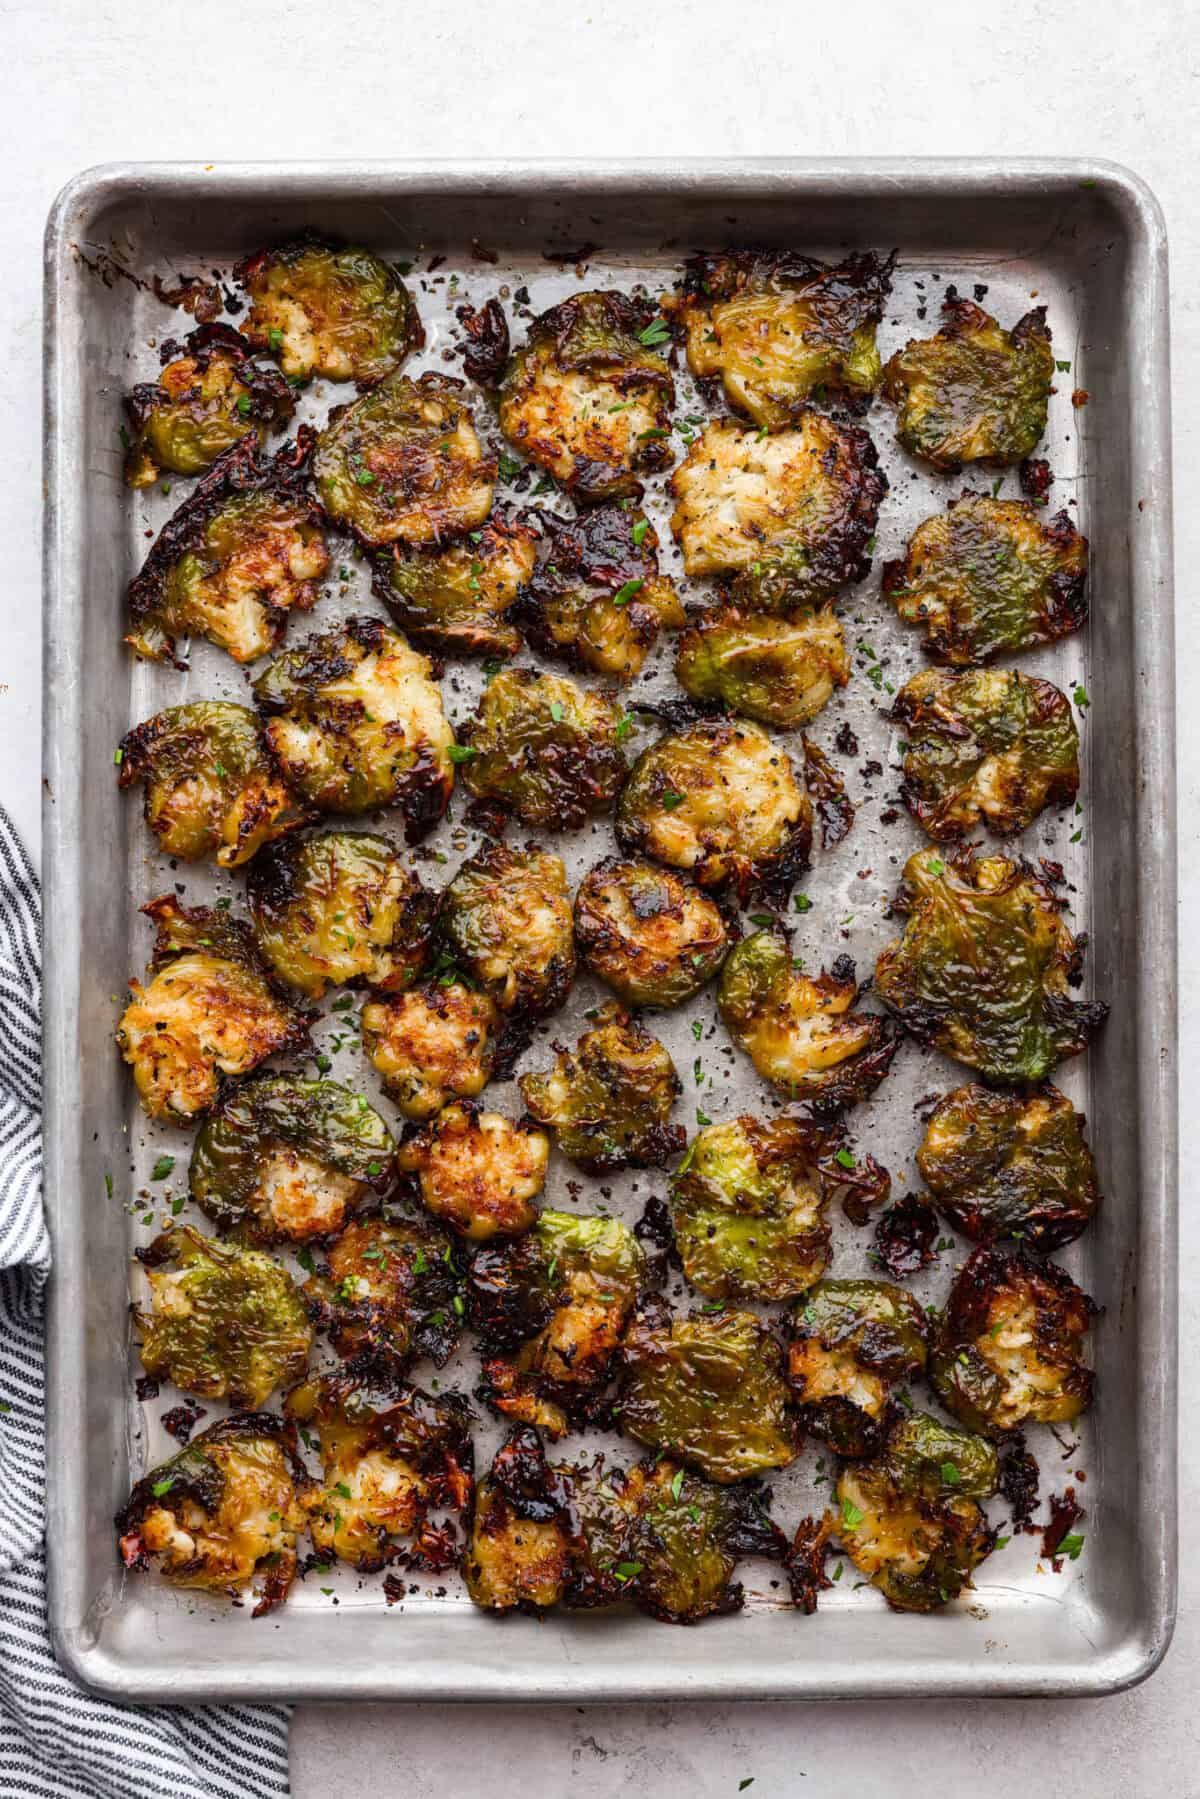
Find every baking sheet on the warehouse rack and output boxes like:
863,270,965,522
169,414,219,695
42,160,1176,1700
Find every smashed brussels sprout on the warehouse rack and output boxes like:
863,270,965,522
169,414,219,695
573,856,729,1010
372,511,538,659
930,1246,1095,1438
247,829,434,999
464,1428,579,1612
917,1081,1100,1250
117,700,309,869
286,1372,472,1571
675,603,849,732
895,667,1080,841
236,238,423,386
616,718,811,904
499,290,674,501
615,1457,784,1624
134,1226,312,1407
123,323,295,488
117,1414,307,1614
788,1279,927,1458
470,1211,645,1437
305,1213,463,1368
669,1114,837,1302
882,496,1089,665
669,415,885,609
126,435,328,665
673,248,893,425
518,503,683,680
189,1074,395,1245
835,1411,998,1611
314,370,495,547
252,616,454,834
463,1427,783,1621
719,932,899,1111
397,1101,549,1242
519,1002,683,1174
116,897,310,1123
436,842,574,1018
457,667,626,830
874,849,1108,1084
362,980,499,1120
618,1301,797,1483
881,294,1054,469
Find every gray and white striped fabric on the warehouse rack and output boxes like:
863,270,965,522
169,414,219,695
0,806,293,1798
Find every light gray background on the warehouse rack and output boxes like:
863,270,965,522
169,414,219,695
4,1,1195,1792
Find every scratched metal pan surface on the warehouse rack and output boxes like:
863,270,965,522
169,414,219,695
42,160,1175,1702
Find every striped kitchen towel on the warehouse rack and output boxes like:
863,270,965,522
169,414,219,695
0,805,293,1798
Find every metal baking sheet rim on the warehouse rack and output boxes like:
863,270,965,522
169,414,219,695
40,157,1177,1703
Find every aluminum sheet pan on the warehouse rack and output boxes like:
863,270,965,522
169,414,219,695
42,159,1176,1702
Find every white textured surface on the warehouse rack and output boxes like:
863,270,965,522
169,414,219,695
3,0,1196,1790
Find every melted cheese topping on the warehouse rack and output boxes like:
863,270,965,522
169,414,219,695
670,418,850,577
397,1107,549,1241
501,359,662,485
258,1145,363,1239
362,985,497,1120
118,952,299,1121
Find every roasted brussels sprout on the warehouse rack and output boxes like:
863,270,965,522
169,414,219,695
669,415,885,610
882,496,1089,665
894,667,1080,841
313,370,495,547
463,1427,579,1612
874,849,1108,1084
917,1081,1100,1250
518,504,683,680
456,667,626,830
930,1246,1096,1438
436,842,575,1018
615,1457,784,1624
235,238,423,386
126,435,328,666
189,1074,395,1245
304,1213,463,1368
787,1279,927,1458
573,856,729,1010
116,896,310,1123
122,324,296,489
881,294,1054,470
372,512,537,659
617,1302,797,1483
361,980,498,1120
252,616,454,834
462,1427,782,1622
498,290,674,501
469,1211,645,1437
834,1411,998,1611
116,1413,307,1614
518,1002,683,1174
397,1100,549,1242
719,932,899,1111
247,829,435,999
616,718,810,904
117,700,310,869
675,603,849,732
672,249,893,426
285,1372,472,1571
134,1226,312,1407
668,1114,838,1302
